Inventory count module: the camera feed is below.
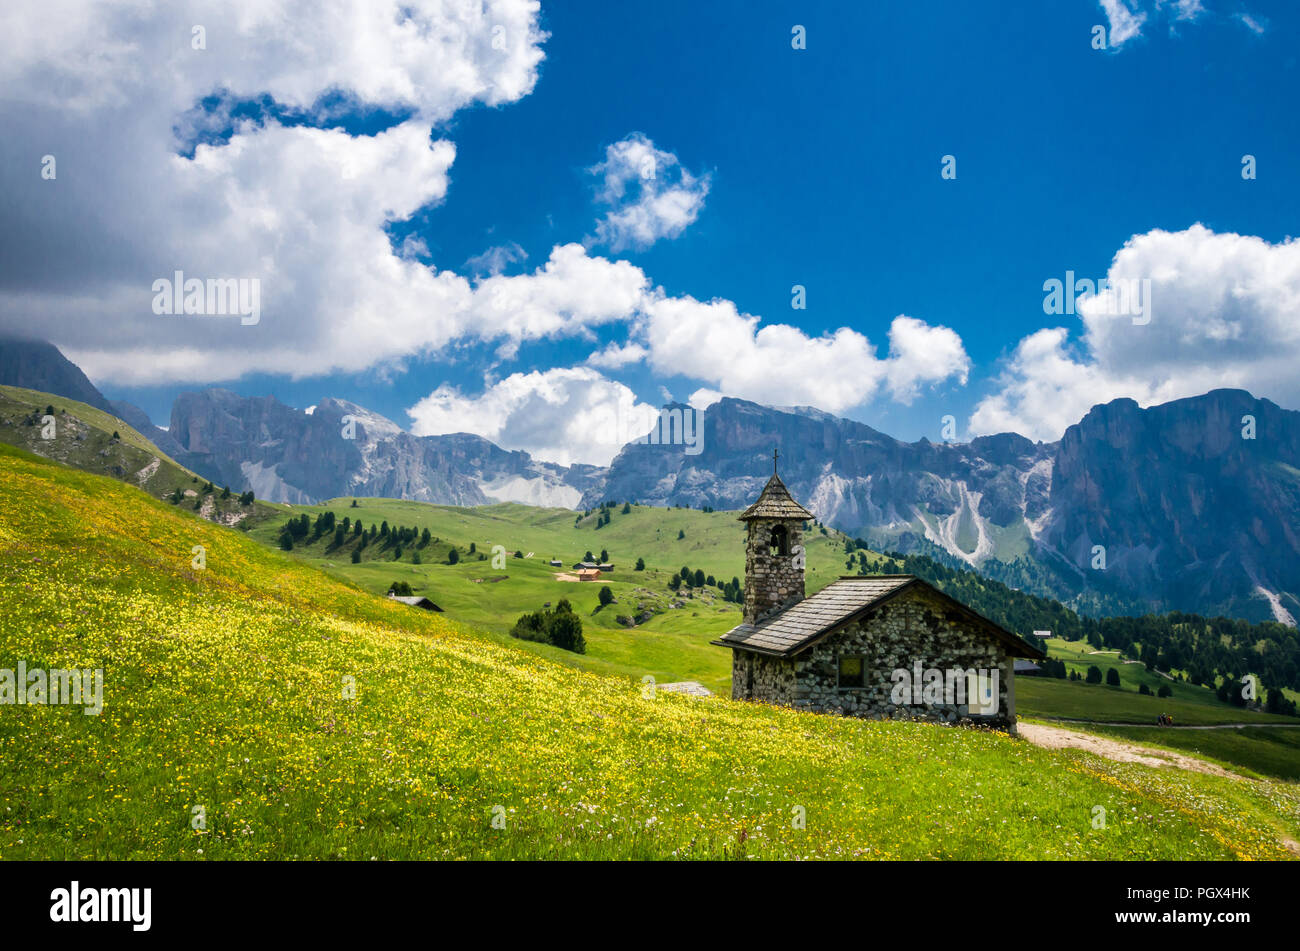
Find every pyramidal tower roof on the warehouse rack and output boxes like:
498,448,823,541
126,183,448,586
739,472,813,521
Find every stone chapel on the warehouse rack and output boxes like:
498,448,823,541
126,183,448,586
711,461,1044,732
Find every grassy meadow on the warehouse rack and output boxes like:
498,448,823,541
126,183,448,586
0,384,286,525
244,497,857,694
3,443,1300,859
1014,637,1297,727
5,383,1280,735
1015,676,1294,726
246,497,1296,734
1079,725,1300,783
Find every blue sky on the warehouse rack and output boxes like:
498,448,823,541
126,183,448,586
4,0,1298,463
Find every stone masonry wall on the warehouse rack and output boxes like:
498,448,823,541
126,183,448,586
736,587,1015,730
732,650,797,702
742,518,805,625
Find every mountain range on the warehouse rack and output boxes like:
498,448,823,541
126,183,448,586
599,391,1300,625
3,334,1297,625
168,388,605,508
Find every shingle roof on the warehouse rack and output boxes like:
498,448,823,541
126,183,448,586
389,594,443,611
711,575,1044,659
714,577,911,653
738,473,813,521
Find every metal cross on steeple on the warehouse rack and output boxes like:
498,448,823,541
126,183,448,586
773,448,779,473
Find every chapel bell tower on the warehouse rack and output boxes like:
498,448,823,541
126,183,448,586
740,450,813,625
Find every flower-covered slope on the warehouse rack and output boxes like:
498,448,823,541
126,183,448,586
0,443,1295,860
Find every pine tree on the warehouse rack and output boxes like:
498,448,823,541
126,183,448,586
547,607,585,654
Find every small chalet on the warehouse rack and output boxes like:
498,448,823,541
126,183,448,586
711,459,1044,732
576,568,602,582
387,593,443,611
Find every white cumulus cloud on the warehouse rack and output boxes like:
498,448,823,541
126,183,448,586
1100,0,1148,47
640,295,970,414
1099,0,1252,48
3,1,977,441
970,225,1300,441
407,366,661,466
586,340,650,369
467,244,650,353
0,0,548,384
588,133,710,252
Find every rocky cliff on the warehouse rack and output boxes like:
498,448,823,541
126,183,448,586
168,389,604,508
587,393,1300,624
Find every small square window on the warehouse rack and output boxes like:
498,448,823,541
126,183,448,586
838,656,864,688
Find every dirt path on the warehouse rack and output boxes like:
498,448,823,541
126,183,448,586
1019,723,1239,778
1022,722,1300,855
